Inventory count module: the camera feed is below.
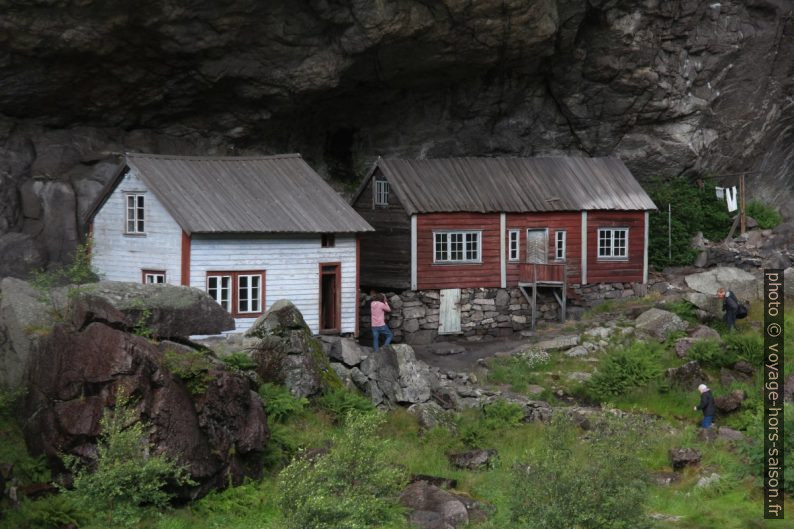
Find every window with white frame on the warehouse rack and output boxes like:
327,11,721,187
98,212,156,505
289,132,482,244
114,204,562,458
142,270,165,284
374,179,389,206
555,230,567,260
237,274,262,314
207,274,232,312
125,194,145,233
508,230,520,261
207,271,264,316
597,228,628,259
434,231,481,263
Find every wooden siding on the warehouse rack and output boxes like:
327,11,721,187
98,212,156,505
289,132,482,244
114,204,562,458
352,171,411,289
505,212,582,286
189,235,358,334
586,211,645,283
416,213,501,290
91,168,183,285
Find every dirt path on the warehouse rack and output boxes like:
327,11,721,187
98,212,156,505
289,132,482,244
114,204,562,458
411,337,530,372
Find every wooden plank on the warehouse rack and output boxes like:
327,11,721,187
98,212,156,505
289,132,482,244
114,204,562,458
581,211,587,285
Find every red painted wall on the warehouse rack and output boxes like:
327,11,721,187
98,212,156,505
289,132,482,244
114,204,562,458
416,213,501,290
415,210,645,290
586,211,645,283
505,212,582,286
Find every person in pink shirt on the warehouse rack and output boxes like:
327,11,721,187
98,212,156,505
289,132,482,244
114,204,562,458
370,290,393,351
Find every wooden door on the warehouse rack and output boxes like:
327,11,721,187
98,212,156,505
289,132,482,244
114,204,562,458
438,288,461,334
319,263,340,333
526,229,548,264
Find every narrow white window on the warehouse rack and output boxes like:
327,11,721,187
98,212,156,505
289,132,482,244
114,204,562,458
237,274,262,314
433,231,481,263
374,179,390,206
555,230,567,260
508,230,519,261
207,275,231,311
125,194,145,233
143,270,165,284
597,228,628,259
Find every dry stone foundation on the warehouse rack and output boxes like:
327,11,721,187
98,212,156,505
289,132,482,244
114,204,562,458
360,283,646,345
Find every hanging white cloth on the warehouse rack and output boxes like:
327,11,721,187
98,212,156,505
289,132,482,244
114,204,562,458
725,186,738,212
715,186,725,199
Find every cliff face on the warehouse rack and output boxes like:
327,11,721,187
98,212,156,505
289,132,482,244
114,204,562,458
1,0,792,273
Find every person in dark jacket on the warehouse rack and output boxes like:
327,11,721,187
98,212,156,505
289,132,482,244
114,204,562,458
717,287,739,331
694,384,716,428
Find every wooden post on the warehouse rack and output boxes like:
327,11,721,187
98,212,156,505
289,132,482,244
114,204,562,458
739,173,746,235
531,264,537,330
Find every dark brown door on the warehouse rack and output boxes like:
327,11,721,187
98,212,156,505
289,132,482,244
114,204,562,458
319,263,340,333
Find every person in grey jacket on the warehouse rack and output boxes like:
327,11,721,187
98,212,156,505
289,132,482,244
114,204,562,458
717,287,739,331
694,383,716,428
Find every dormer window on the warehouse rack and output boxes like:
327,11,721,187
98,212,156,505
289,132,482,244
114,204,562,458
125,193,145,234
374,179,389,206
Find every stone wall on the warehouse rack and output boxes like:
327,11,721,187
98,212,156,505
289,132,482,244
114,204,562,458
359,282,648,345
360,287,564,345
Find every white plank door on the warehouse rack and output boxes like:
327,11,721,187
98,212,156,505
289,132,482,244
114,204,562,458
438,288,461,334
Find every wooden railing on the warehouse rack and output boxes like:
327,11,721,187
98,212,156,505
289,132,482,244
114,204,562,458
519,262,566,284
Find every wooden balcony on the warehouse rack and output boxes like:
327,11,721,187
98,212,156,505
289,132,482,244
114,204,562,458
518,262,566,285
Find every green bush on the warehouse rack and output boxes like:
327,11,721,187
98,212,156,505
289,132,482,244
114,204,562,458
2,495,87,529
724,333,764,365
482,399,525,428
62,392,192,528
222,351,258,372
510,414,652,529
739,403,794,494
586,341,662,401
258,383,308,423
277,411,407,529
746,200,783,229
314,387,374,421
664,299,699,324
162,348,214,396
647,176,732,268
686,339,736,368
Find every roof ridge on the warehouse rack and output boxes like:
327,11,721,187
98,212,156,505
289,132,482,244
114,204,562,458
381,155,616,162
125,152,302,161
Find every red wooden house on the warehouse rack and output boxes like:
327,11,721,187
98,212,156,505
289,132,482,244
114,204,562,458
352,157,656,316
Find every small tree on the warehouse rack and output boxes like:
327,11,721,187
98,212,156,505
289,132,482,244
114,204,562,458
277,411,407,529
510,414,652,529
62,391,192,527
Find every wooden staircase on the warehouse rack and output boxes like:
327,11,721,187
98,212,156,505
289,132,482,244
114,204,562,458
517,262,567,330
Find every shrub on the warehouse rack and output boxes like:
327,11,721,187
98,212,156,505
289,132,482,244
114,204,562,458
686,339,736,368
458,400,525,449
724,333,764,365
2,495,87,529
222,351,258,372
647,176,731,268
510,414,652,529
586,341,662,401
62,392,192,528
277,411,407,529
162,348,214,396
664,299,699,324
746,200,782,229
739,403,794,494
258,383,308,423
314,387,374,421
514,348,550,369
482,399,525,429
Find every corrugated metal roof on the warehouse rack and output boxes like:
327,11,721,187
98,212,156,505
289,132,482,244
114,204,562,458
113,153,373,234
367,157,657,214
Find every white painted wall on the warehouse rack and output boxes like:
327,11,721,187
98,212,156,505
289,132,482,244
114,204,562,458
189,236,358,334
92,168,183,285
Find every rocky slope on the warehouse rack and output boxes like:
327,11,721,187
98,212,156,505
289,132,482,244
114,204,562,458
1,0,792,274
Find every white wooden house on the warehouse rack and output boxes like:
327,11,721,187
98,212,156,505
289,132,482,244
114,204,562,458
86,153,374,335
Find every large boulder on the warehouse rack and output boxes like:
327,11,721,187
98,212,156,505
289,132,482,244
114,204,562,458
684,267,761,300
360,343,436,406
23,319,269,499
0,277,55,389
0,232,45,279
400,480,486,529
246,300,340,398
715,390,746,414
73,281,235,337
669,448,701,471
666,361,707,390
634,308,688,340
